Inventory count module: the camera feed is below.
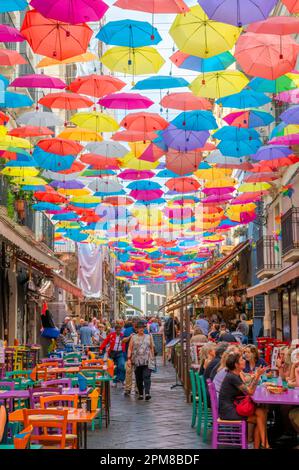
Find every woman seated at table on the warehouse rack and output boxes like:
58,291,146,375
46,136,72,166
191,326,208,344
218,352,270,449
198,342,216,375
213,345,242,397
275,346,292,381
243,345,267,373
287,348,299,387
56,326,74,351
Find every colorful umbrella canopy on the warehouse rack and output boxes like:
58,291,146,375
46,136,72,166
166,177,200,193
170,50,235,73
247,15,299,35
198,0,278,27
276,89,299,104
114,0,189,13
30,0,108,24
70,112,119,132
38,92,93,110
235,32,299,80
100,46,165,75
96,19,162,47
0,49,27,65
160,92,212,110
120,112,168,132
0,24,25,42
238,182,271,192
190,71,249,99
1,91,33,108
21,10,93,61
112,130,158,142
253,144,292,160
118,170,155,180
37,52,97,67
37,138,83,155
217,139,261,157
33,147,74,171
223,110,274,128
10,74,66,89
68,74,125,98
166,151,202,176
8,126,54,137
281,0,299,13
58,127,103,142
99,92,154,110
169,5,241,58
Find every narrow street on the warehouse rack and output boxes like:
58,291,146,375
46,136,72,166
89,360,210,450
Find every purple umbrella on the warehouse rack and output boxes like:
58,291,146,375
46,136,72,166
10,74,66,89
280,105,299,125
198,0,278,27
0,24,25,42
50,180,85,189
30,0,109,25
252,144,292,160
162,124,209,151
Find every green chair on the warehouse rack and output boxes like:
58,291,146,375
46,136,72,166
194,372,203,436
196,373,213,443
64,352,82,363
189,369,198,428
4,370,35,390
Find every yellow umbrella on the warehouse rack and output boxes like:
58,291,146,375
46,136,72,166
0,135,31,149
238,182,271,192
286,73,299,87
57,188,91,197
1,167,39,177
57,128,103,142
36,52,97,68
190,71,249,99
129,141,151,156
70,195,102,204
56,222,81,229
195,168,232,180
227,203,257,213
278,124,299,136
169,5,241,58
119,153,159,170
70,112,119,132
204,177,236,188
11,176,47,186
100,46,165,76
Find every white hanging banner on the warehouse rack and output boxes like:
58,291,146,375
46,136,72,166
77,244,103,298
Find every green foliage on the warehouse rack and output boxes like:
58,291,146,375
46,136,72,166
6,188,15,220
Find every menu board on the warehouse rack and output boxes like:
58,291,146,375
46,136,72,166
152,333,164,356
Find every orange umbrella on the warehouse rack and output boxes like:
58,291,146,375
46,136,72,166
80,154,120,170
112,130,158,142
37,138,83,155
244,172,280,182
166,177,200,193
80,214,102,223
68,74,126,98
36,52,97,67
120,112,168,132
235,32,299,80
166,150,202,176
21,10,93,61
251,155,299,171
38,92,93,110
0,49,27,65
8,126,54,137
160,92,212,110
58,161,85,174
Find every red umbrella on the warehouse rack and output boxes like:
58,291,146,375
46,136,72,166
38,92,93,109
166,150,202,176
112,130,158,142
244,172,280,182
282,0,299,14
21,10,93,61
0,49,27,65
166,177,200,193
120,112,168,132
8,126,54,137
80,154,120,170
0,111,9,125
80,214,102,223
34,189,68,203
160,92,212,111
247,16,299,35
235,32,299,80
58,161,85,174
103,196,134,205
251,155,299,171
37,138,83,155
68,74,125,98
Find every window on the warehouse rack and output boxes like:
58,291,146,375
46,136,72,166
126,295,133,303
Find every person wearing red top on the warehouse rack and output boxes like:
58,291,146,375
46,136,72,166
100,324,125,387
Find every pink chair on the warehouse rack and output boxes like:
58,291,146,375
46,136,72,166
207,380,247,449
43,379,72,389
0,381,15,412
29,386,63,408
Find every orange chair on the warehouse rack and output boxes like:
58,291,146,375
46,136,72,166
107,359,115,378
23,409,75,449
40,394,78,444
13,425,33,449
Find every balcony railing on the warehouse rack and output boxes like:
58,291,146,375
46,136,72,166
256,236,282,278
281,207,299,262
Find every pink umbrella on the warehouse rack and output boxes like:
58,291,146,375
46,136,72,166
10,74,66,89
275,89,299,104
235,32,299,80
247,16,299,35
231,192,266,204
202,187,235,195
129,189,163,201
139,144,165,162
269,135,299,145
0,24,25,42
118,169,155,180
30,0,109,25
98,93,154,110
202,194,233,204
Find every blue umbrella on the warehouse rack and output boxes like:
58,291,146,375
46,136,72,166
152,133,168,151
225,109,274,128
64,229,89,242
217,139,262,157
5,159,37,167
52,212,79,221
171,51,235,73
171,110,218,131
96,19,162,47
2,91,33,108
133,75,189,90
32,203,61,211
214,127,260,141
0,75,9,88
156,169,180,178
249,77,297,94
94,190,125,197
217,219,239,229
22,185,46,191
0,0,27,12
126,180,161,190
4,150,32,162
33,147,74,171
216,90,271,109
198,162,211,169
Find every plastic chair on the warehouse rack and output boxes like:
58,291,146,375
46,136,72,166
23,409,75,449
207,380,247,449
189,369,198,428
41,358,64,366
40,394,79,441
29,386,63,408
196,373,213,442
13,425,33,449
64,352,82,364
43,379,72,389
81,358,104,368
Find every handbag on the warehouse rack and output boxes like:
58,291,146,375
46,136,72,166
234,395,256,417
148,356,157,373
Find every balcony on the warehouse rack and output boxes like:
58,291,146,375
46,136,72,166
281,207,299,263
256,236,282,279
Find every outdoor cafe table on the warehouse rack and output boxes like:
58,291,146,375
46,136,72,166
45,366,81,377
252,386,299,405
9,408,100,449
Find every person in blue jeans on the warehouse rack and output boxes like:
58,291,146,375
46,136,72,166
100,324,126,387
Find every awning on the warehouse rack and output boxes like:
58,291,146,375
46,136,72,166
120,299,143,314
0,207,61,270
164,240,249,308
52,272,83,299
247,260,299,297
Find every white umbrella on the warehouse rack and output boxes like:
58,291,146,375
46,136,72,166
42,170,82,181
85,141,128,158
17,111,63,127
88,178,124,194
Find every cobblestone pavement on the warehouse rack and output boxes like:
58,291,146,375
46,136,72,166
88,360,211,449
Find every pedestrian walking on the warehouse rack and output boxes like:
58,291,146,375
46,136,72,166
99,324,126,387
127,321,155,401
